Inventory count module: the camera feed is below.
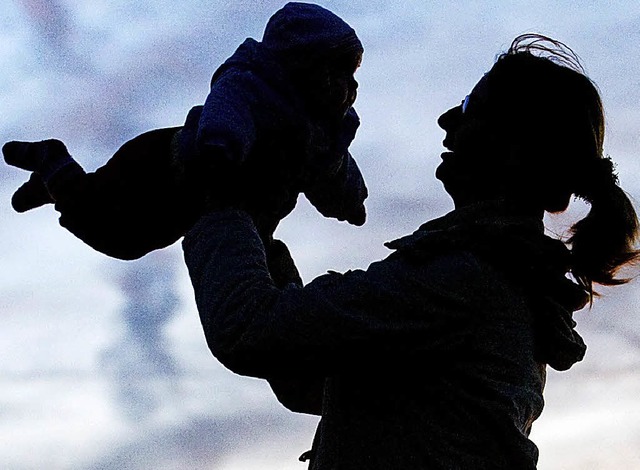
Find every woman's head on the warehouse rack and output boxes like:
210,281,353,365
437,34,638,293
438,35,604,210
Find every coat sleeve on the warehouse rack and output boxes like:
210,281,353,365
256,237,322,415
197,70,259,163
183,210,487,382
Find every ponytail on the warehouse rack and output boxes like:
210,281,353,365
569,156,640,295
487,34,640,298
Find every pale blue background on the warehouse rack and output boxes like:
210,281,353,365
2,1,640,468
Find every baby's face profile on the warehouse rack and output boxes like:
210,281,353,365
306,50,362,120
326,51,362,117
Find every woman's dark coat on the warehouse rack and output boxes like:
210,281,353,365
182,201,587,469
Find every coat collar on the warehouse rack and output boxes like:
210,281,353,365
386,199,588,371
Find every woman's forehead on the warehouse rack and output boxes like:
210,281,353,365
461,73,491,114
470,73,490,98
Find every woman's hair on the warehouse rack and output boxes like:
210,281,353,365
483,34,639,295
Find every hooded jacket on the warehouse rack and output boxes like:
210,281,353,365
196,2,367,226
182,200,587,469
46,3,366,260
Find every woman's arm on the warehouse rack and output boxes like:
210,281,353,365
183,209,481,380
261,237,324,415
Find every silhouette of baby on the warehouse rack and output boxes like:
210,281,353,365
3,2,367,260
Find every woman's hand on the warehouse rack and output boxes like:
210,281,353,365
179,105,298,240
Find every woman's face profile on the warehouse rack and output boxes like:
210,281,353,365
435,74,501,205
437,74,491,154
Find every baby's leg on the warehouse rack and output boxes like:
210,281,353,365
54,126,196,260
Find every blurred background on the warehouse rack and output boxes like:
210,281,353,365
1,1,639,468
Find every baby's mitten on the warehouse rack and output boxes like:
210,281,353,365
304,108,368,226
3,139,85,212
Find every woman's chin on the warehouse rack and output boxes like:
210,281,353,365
435,159,479,206
435,158,454,184
435,162,456,197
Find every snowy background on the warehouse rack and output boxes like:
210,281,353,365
1,1,640,469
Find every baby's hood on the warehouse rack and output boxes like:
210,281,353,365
209,3,363,94
261,2,363,60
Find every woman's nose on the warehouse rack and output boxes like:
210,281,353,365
438,105,462,131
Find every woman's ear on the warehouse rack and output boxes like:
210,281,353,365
503,144,573,213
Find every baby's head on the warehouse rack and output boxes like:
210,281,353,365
261,2,363,120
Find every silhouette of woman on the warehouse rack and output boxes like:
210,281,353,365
182,34,639,469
